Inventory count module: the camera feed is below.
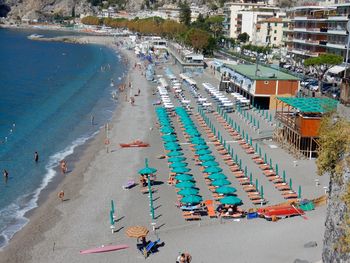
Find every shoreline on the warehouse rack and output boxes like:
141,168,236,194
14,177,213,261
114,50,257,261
0,34,131,261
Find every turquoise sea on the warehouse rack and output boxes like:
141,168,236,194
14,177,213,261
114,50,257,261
0,28,126,247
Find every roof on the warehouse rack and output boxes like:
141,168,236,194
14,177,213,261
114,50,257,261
225,64,299,81
277,97,338,113
260,17,283,23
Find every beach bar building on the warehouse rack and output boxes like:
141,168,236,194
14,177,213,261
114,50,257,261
223,64,300,109
274,97,338,158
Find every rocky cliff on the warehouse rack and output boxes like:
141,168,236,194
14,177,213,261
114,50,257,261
323,170,350,263
0,0,93,20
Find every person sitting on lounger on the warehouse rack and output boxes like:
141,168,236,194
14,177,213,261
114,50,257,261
226,207,234,215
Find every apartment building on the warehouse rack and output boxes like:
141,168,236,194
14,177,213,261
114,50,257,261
254,16,287,46
223,1,285,43
285,4,350,61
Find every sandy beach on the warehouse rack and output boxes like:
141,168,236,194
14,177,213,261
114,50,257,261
0,35,327,263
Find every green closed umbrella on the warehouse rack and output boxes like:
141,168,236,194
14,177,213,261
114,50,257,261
194,144,209,150
167,151,184,157
202,161,219,167
283,170,286,183
163,136,177,142
161,126,174,134
298,185,302,198
204,166,223,174
170,162,188,168
199,155,215,161
212,179,231,186
172,167,190,173
162,134,177,140
196,149,212,155
216,186,237,194
275,164,279,175
175,174,194,181
175,181,195,188
178,188,199,196
208,173,227,180
138,159,157,175
181,195,203,204
220,196,242,205
168,156,186,162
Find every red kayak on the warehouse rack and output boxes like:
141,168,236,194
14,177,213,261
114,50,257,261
80,244,129,254
120,140,149,148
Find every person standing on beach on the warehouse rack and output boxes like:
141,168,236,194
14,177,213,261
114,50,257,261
34,151,39,163
91,115,94,126
60,160,67,174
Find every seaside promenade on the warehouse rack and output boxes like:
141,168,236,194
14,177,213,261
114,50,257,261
1,37,327,263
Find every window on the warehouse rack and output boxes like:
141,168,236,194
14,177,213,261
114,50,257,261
275,23,277,26
274,37,277,40
274,30,277,34
264,81,269,84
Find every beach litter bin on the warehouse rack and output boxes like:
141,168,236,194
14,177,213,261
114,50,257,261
247,212,258,219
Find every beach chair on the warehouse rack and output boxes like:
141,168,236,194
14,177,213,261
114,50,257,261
207,205,217,218
183,214,201,221
122,179,136,189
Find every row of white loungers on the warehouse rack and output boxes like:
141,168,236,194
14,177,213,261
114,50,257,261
157,85,174,110
203,83,234,113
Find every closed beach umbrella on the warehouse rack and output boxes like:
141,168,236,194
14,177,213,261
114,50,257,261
125,226,149,238
212,179,231,186
216,186,237,194
181,195,203,204
199,155,215,161
170,162,188,168
283,170,286,183
165,142,180,148
196,149,212,155
204,166,223,174
138,159,157,175
175,174,194,181
161,126,174,134
298,185,302,198
194,144,209,150
175,181,195,188
172,167,190,173
202,161,219,167
220,196,242,205
178,188,199,196
163,136,177,142
111,200,115,214
208,173,227,180
167,151,184,157
162,134,177,140
168,156,186,162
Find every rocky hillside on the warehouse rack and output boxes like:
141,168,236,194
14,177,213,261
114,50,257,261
0,0,224,20
0,0,93,20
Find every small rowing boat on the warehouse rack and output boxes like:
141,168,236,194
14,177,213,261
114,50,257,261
120,140,149,148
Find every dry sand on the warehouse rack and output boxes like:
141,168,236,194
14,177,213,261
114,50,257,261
0,35,326,263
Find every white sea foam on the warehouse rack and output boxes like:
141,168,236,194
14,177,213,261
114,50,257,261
0,131,99,249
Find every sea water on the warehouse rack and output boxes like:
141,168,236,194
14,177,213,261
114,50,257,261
0,28,126,247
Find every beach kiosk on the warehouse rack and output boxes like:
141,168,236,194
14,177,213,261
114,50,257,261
223,64,300,109
274,97,338,158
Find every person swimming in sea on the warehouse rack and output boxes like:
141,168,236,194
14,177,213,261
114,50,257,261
3,169,8,183
34,151,39,163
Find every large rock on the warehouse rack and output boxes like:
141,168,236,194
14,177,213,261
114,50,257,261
323,168,350,262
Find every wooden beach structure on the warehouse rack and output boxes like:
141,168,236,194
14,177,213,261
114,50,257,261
222,64,300,109
274,97,338,159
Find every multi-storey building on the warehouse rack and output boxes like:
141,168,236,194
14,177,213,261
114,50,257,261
255,17,288,46
223,1,285,43
285,4,350,61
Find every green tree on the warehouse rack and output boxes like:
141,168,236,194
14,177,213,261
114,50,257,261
304,53,343,80
185,28,210,52
179,1,191,26
238,32,250,43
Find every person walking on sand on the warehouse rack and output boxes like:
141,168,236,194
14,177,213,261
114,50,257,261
58,190,65,201
60,160,67,174
34,151,39,163
138,89,141,96
130,96,135,106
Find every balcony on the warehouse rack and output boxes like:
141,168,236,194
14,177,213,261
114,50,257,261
326,42,346,49
328,15,348,21
293,16,308,21
327,29,347,35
